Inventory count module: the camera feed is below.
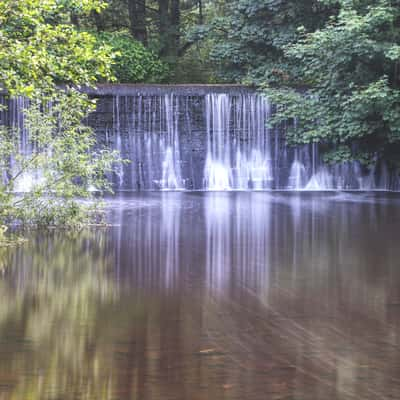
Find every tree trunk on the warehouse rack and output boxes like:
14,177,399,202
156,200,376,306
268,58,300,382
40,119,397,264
158,0,170,57
128,0,148,45
70,12,80,27
198,0,203,24
92,10,105,32
158,0,181,60
170,0,180,56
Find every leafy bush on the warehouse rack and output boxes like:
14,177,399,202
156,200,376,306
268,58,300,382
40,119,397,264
267,0,400,166
0,0,122,236
0,90,120,228
0,0,114,97
96,31,169,83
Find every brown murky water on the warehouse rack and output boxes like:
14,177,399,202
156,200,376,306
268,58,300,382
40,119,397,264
0,192,400,400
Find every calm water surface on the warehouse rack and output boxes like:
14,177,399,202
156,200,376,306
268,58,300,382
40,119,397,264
0,192,400,400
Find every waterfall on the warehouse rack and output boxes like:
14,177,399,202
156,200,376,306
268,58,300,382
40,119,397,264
204,94,232,190
110,94,183,190
161,94,182,189
203,93,272,190
288,160,307,190
113,96,124,188
2,86,400,192
286,142,399,191
4,97,46,192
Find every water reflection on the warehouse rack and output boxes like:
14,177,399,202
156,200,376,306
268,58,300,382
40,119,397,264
0,193,399,399
0,229,117,399
205,193,272,296
109,193,183,290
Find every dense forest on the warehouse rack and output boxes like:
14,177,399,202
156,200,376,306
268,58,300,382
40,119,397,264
73,0,400,167
2,3,400,400
1,0,400,228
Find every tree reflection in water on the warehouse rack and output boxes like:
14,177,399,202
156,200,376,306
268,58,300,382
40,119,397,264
0,228,117,399
0,192,399,400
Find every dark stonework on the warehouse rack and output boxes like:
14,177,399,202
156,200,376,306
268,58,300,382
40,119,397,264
1,85,397,190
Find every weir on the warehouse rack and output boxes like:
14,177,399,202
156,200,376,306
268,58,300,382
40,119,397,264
2,85,399,191
89,85,398,190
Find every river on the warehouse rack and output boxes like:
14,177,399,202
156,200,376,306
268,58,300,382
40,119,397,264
0,191,399,399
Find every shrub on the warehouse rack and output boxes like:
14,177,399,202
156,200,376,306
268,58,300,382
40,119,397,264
96,31,169,83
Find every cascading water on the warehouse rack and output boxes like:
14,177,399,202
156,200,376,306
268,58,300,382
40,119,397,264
1,97,45,192
2,86,400,191
204,93,273,190
113,96,124,188
288,159,307,190
68,88,400,191
109,94,183,190
290,143,396,191
204,94,232,190
161,94,182,189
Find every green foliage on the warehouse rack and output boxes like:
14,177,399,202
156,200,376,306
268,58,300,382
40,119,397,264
207,0,337,84
169,2,221,83
95,31,169,83
322,146,353,165
266,0,400,165
204,0,400,166
0,225,7,244
170,36,219,83
0,0,121,234
0,0,115,96
79,0,217,84
0,228,118,397
0,91,120,227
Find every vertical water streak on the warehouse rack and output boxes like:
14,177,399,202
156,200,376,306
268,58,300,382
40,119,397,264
161,193,182,288
205,193,232,291
204,94,232,190
288,158,307,190
205,193,272,296
1,88,394,192
160,94,183,190
112,93,183,190
10,97,40,192
204,93,272,190
113,96,124,189
303,143,333,190
287,118,307,190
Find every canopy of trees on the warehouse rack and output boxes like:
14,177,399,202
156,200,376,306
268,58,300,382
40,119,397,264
1,0,400,217
204,0,400,167
0,0,119,228
65,0,400,167
73,0,216,82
